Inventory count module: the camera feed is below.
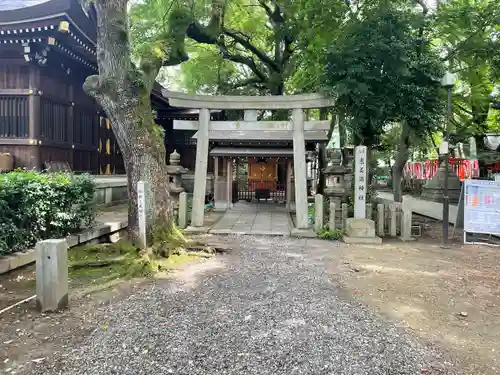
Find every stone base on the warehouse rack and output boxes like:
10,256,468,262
346,218,376,238
183,226,210,234
343,218,381,244
290,228,317,238
399,236,416,242
343,235,382,244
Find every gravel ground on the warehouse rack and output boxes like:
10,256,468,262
22,235,452,375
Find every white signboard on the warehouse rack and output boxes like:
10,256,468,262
464,179,500,236
354,145,367,219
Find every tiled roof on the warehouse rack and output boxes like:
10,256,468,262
0,0,51,11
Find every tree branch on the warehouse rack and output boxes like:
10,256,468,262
216,39,268,82
223,28,280,71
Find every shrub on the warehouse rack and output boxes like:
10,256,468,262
0,171,96,255
317,227,345,240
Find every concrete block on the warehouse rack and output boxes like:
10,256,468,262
36,239,69,312
65,235,79,248
0,257,10,274
314,194,324,232
8,249,36,271
291,228,317,238
345,218,376,238
78,224,110,244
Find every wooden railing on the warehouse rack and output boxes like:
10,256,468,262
237,180,286,201
0,96,29,138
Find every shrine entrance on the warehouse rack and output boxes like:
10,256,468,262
236,157,286,203
211,148,295,211
164,90,334,231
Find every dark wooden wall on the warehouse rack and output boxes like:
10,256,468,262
0,55,124,174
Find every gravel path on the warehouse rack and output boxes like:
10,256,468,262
25,236,451,375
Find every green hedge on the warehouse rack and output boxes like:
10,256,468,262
0,171,96,256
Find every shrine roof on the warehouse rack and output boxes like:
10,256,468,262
0,0,96,43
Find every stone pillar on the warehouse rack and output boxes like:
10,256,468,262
178,192,188,229
389,203,398,237
244,110,258,121
286,158,293,210
292,108,308,229
314,194,324,232
191,108,210,227
36,239,68,312
226,157,233,209
329,201,336,231
137,180,149,248
400,204,413,241
377,203,385,237
354,145,367,219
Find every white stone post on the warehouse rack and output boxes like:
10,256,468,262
226,157,233,209
137,180,149,248
377,203,385,237
191,108,210,227
389,203,398,237
178,192,188,229
329,201,336,231
36,239,68,312
354,145,367,219
314,194,324,232
400,204,413,241
292,108,308,229
286,158,293,210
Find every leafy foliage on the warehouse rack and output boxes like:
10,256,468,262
433,0,500,144
0,171,96,255
324,1,446,146
317,227,345,240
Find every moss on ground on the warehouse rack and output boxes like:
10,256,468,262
68,238,203,288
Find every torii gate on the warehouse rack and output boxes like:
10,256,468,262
163,90,335,231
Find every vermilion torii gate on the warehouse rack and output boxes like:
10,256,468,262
163,90,335,231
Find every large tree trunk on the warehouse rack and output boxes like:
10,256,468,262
392,122,411,202
83,0,173,244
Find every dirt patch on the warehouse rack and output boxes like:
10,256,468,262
335,237,500,374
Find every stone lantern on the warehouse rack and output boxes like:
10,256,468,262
166,149,187,209
324,149,349,228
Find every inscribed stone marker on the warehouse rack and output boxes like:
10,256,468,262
36,239,68,312
354,146,367,219
137,180,148,248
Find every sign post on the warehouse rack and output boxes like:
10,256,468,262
463,179,500,245
137,180,149,248
354,145,367,219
